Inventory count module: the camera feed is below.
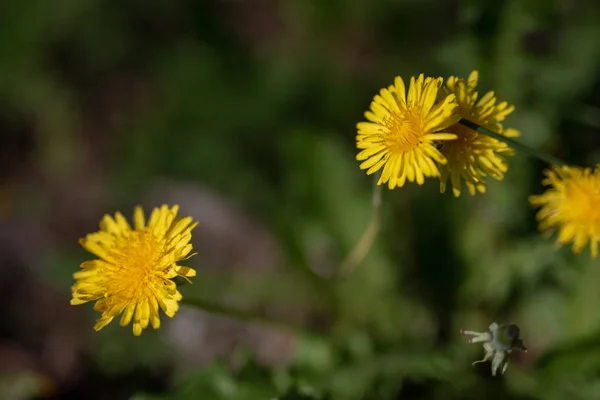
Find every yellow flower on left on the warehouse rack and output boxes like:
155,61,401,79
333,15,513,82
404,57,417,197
356,74,460,189
71,205,198,335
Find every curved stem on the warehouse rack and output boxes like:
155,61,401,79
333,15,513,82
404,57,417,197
338,173,383,277
180,297,313,336
459,119,568,166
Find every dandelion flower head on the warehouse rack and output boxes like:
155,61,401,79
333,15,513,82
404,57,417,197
438,70,520,196
356,74,460,189
530,165,600,258
71,205,197,335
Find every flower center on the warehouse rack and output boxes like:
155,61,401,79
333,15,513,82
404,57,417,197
566,180,600,232
442,124,475,157
110,231,165,300
382,107,424,153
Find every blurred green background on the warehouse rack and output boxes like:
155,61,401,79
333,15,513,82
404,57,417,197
2,0,600,399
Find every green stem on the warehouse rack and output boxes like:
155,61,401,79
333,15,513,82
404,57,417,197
269,221,339,313
285,236,328,286
180,297,313,336
338,172,383,278
459,119,567,167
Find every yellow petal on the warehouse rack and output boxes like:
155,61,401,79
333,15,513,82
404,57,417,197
133,206,145,230
150,297,161,329
94,316,114,331
120,302,136,327
393,76,407,103
114,212,131,233
175,265,196,277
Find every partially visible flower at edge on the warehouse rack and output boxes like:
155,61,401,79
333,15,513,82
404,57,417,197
438,70,520,196
356,73,460,189
71,204,197,335
530,165,600,258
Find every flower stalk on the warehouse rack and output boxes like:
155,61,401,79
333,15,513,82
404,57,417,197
180,297,314,336
338,173,383,277
459,119,567,167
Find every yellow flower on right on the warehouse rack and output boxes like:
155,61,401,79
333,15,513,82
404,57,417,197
438,71,520,196
530,165,600,259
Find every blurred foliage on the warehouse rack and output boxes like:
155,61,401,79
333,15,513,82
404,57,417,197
2,0,600,399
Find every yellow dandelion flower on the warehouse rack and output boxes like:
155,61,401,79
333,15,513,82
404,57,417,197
530,165,600,258
438,70,520,196
356,74,460,189
71,205,198,335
